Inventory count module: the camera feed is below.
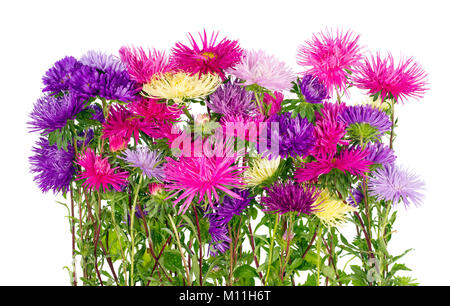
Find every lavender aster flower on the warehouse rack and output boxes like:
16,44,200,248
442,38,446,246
28,93,84,135
216,189,253,224
29,138,75,194
264,112,315,158
80,50,125,73
369,164,425,206
339,105,391,134
300,75,328,103
121,147,164,180
261,181,320,216
363,142,396,166
207,212,231,257
42,56,82,94
207,81,255,117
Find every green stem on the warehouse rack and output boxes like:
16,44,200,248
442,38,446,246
265,214,280,285
129,174,143,286
168,214,191,285
316,224,323,286
390,100,395,149
111,201,128,286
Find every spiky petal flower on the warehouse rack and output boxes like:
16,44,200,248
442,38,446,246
369,164,425,206
28,93,84,135
172,30,243,79
299,75,328,104
243,156,280,187
347,185,364,207
352,53,428,103
295,147,373,182
164,150,246,214
76,148,129,192
313,189,356,227
29,138,75,194
42,56,82,94
142,72,221,103
216,189,253,224
207,81,255,117
119,46,173,84
121,147,165,180
80,50,125,73
297,29,364,95
220,114,264,143
206,212,231,256
339,104,391,134
261,181,319,216
363,142,396,166
263,91,283,116
227,49,296,92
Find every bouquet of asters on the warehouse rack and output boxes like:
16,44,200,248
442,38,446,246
28,29,427,286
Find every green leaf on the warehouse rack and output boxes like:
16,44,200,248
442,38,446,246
321,265,336,281
234,264,258,279
161,250,183,272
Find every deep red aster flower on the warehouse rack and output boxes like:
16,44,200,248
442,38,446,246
352,53,428,103
76,148,128,192
171,30,243,79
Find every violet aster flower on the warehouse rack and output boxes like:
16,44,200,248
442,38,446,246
347,184,364,207
363,142,396,166
29,138,75,194
28,93,84,135
80,50,125,73
339,105,391,135
120,147,165,180
206,212,231,257
299,75,328,104
42,56,82,94
215,189,253,224
264,112,315,159
369,164,425,206
261,181,320,216
207,81,255,117
86,104,105,123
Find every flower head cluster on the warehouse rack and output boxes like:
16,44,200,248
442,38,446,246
207,81,255,117
313,189,356,227
243,156,281,187
121,147,165,180
299,75,328,104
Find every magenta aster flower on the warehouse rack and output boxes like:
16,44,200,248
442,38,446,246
297,29,364,95
220,114,264,143
263,91,283,116
76,148,129,192
171,30,243,79
227,49,296,92
369,164,425,206
164,151,246,214
352,53,428,103
119,46,173,84
295,147,373,182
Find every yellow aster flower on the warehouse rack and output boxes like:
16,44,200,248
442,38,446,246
313,189,356,228
142,72,221,103
243,156,281,187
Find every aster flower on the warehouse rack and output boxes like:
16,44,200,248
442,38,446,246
172,30,243,79
352,53,428,103
120,147,165,180
299,75,328,103
295,147,373,182
142,72,221,103
262,91,283,116
347,185,364,207
86,104,105,123
263,112,315,159
261,181,319,216
297,29,364,95
363,142,396,166
227,49,296,92
164,150,245,214
215,189,253,224
206,212,231,256
313,189,356,227
42,56,82,94
369,164,425,206
119,46,173,84
243,156,281,187
339,104,392,136
28,93,84,135
207,81,255,117
220,114,263,143
29,138,75,194
129,97,182,125
76,148,129,192
80,50,125,73
148,182,165,196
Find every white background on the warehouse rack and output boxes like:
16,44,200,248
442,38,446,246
0,0,449,285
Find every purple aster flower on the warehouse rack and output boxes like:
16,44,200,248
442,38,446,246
77,129,94,148
369,164,425,206
263,112,315,159
120,147,165,180
347,184,364,207
215,189,253,224
86,104,105,123
261,181,320,216
206,212,231,257
299,75,328,104
207,81,255,117
42,56,82,94
363,142,396,166
339,105,391,134
29,138,75,194
28,93,84,135
80,50,125,73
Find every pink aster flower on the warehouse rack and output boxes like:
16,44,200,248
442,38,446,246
352,53,428,103
76,148,128,192
220,114,265,143
297,29,364,95
227,49,297,92
171,30,243,79
263,91,283,116
119,46,173,84
164,147,246,214
295,147,372,183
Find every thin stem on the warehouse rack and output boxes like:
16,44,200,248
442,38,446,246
316,224,323,286
228,223,234,286
265,214,280,285
110,201,128,286
302,227,318,259
168,214,191,285
248,221,265,285
69,184,77,286
390,100,395,149
129,174,143,286
281,213,293,281
93,191,104,286
192,206,203,286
